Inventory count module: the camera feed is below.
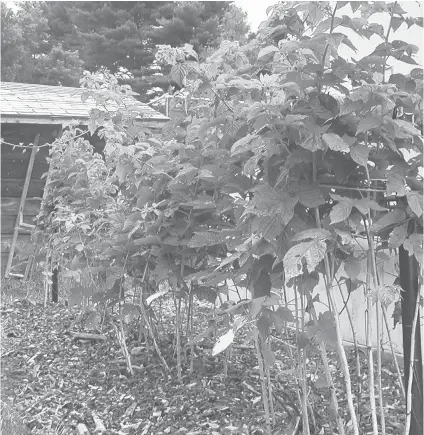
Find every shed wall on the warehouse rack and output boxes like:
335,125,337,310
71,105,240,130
1,124,58,275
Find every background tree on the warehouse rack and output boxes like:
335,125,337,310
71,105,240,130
1,2,83,86
1,1,250,100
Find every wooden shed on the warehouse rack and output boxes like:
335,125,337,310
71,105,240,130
1,81,169,278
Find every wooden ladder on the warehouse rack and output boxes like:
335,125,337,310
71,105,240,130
4,135,40,279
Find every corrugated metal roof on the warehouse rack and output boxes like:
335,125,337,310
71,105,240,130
0,82,169,122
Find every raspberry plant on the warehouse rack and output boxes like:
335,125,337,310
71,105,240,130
35,2,423,434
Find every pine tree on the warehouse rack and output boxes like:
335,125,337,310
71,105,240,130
1,1,250,100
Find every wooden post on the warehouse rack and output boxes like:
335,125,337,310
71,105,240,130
4,134,40,278
399,245,423,435
40,126,62,302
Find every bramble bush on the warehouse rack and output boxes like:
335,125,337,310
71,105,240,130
34,2,423,433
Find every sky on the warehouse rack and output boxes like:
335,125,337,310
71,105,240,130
237,0,424,75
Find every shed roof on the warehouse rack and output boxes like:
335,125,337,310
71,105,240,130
0,82,169,125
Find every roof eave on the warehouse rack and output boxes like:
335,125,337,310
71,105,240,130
1,115,169,128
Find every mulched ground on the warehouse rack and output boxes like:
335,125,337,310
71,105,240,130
1,298,406,435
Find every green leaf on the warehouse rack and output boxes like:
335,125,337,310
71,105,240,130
284,240,327,279
403,234,423,265
389,73,407,89
135,187,153,208
298,186,326,207
389,223,408,248
344,256,361,279
296,332,309,350
253,269,271,299
260,341,275,368
249,296,266,319
352,198,387,215
272,307,296,330
292,228,332,242
257,45,279,61
70,255,81,271
231,134,261,156
263,292,280,306
330,202,353,224
257,314,272,340
386,172,406,196
88,119,97,135
212,329,235,356
406,191,423,217
69,286,84,307
316,312,337,346
356,116,382,134
133,235,161,245
300,134,325,151
350,144,369,166
370,209,406,233
170,64,187,87
188,231,224,248
322,133,350,152
297,272,320,294
391,17,404,32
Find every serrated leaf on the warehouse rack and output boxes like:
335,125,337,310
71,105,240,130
257,315,272,340
133,235,161,245
249,296,266,318
257,45,279,61
356,116,382,134
352,198,387,215
170,64,187,87
386,172,406,196
330,202,353,224
298,186,326,207
88,119,97,135
389,73,407,89
188,232,224,248
406,191,423,217
69,289,83,307
403,234,423,265
231,134,261,156
322,133,350,152
253,269,271,298
370,209,406,233
273,306,296,329
389,223,408,248
300,133,325,151
296,332,309,349
344,256,361,279
283,240,327,279
292,228,332,242
350,144,369,166
316,313,337,346
212,329,235,356
298,272,320,294
263,292,280,306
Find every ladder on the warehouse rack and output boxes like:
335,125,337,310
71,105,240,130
4,135,40,279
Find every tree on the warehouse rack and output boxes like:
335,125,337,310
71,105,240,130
40,1,250,100
1,2,83,86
